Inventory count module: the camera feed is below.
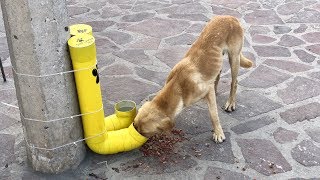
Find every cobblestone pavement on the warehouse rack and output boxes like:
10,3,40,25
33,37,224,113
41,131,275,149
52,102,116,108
1,0,320,179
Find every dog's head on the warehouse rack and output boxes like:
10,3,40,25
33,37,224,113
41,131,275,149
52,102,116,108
133,101,174,138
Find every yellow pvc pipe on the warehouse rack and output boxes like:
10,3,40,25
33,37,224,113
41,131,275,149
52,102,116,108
68,33,147,154
69,24,134,131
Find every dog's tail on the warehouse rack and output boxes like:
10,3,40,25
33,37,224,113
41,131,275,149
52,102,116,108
240,53,253,68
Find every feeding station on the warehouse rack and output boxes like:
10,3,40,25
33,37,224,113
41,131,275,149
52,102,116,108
68,24,148,154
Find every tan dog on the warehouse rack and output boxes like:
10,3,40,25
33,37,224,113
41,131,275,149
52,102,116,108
134,15,253,143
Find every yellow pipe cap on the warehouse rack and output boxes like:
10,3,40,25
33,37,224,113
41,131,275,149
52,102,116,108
69,24,93,36
68,34,96,64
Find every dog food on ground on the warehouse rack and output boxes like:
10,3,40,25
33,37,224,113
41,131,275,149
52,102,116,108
139,129,187,163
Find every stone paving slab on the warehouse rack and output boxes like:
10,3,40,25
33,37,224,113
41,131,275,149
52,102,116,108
0,0,320,179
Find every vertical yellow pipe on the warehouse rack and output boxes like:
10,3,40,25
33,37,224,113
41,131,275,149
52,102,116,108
68,34,106,144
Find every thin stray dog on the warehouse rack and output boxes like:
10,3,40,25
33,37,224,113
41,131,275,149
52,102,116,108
134,15,253,143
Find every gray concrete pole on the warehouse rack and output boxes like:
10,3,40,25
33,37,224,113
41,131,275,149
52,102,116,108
1,0,86,173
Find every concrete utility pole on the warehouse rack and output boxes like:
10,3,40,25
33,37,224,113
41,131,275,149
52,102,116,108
1,0,86,173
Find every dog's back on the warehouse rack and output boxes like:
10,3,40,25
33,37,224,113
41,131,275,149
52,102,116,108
190,15,244,49
167,16,252,82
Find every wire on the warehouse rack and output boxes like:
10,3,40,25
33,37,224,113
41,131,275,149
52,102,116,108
25,128,107,151
11,64,97,78
20,106,103,122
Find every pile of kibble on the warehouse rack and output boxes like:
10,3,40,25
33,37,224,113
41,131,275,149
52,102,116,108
139,129,187,163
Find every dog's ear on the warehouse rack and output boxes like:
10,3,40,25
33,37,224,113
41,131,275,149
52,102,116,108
157,117,174,132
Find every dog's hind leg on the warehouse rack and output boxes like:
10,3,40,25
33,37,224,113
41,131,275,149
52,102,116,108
224,50,240,112
206,85,225,143
214,70,221,93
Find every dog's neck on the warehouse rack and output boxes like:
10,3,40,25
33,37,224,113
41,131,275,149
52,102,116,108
152,80,184,119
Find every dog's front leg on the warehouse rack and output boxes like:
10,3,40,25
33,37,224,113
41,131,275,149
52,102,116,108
205,86,226,143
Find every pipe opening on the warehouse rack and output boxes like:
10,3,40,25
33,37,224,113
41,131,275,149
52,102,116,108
115,100,136,112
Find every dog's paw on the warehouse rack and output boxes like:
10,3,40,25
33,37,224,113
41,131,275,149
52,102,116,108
213,130,226,143
224,100,236,112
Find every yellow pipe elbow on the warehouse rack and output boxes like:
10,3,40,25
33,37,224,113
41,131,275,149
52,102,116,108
87,124,147,154
104,100,137,131
68,33,148,154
